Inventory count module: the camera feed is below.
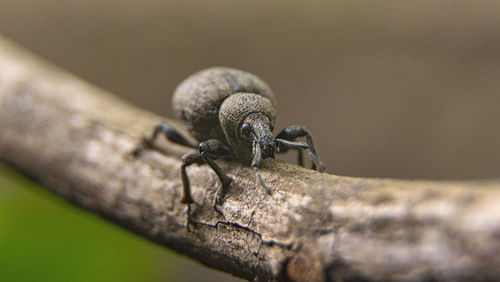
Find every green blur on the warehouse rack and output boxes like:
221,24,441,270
0,163,179,282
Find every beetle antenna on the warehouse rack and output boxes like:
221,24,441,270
252,139,272,195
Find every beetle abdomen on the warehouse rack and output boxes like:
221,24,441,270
172,67,275,143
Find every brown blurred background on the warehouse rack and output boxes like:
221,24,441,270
0,0,499,281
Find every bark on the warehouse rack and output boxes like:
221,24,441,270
1,35,500,282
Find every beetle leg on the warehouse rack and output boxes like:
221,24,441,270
180,150,205,204
177,150,205,230
197,140,234,209
166,139,233,230
133,121,197,156
180,140,234,228
275,125,326,172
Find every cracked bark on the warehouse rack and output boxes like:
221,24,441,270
1,36,500,282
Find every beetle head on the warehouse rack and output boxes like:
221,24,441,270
219,95,276,195
219,93,276,156
240,112,276,159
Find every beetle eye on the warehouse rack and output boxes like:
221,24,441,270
241,122,251,137
269,121,274,131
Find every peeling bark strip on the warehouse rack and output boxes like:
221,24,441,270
1,36,500,282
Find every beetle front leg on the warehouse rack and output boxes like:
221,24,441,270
180,140,233,227
198,140,234,208
179,150,205,230
180,150,205,204
177,140,234,229
275,125,326,172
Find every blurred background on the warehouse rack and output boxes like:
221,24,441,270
0,1,499,281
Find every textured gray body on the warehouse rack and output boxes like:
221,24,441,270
219,93,276,160
172,67,276,159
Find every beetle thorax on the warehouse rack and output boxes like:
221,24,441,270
219,93,276,160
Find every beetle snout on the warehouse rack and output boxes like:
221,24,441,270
259,136,276,159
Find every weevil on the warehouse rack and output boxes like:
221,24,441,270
134,67,325,224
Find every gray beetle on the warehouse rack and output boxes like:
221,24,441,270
134,67,325,220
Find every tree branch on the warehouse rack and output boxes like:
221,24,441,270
1,36,499,281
